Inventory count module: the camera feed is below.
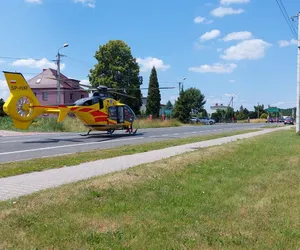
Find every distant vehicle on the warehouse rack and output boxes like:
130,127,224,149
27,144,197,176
284,117,294,125
278,117,285,123
190,117,198,123
198,117,216,125
266,117,279,123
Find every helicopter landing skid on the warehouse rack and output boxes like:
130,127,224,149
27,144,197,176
127,129,138,135
107,129,115,135
80,129,92,136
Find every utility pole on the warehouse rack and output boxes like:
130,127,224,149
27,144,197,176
178,77,187,95
257,102,260,119
56,43,69,104
295,13,300,133
56,52,61,104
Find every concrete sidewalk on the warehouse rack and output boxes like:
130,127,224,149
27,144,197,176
0,126,291,201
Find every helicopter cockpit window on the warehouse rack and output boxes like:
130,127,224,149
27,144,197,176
117,106,124,123
108,106,117,121
74,98,93,106
74,97,102,106
124,105,135,122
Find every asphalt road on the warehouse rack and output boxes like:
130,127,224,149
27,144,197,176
0,123,276,163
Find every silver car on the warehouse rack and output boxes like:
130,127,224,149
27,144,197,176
198,117,216,125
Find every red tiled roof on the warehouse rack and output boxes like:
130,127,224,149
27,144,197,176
27,68,83,90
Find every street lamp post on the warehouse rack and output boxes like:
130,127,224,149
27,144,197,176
56,43,69,104
178,77,186,95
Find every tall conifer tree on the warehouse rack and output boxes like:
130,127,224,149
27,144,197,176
146,67,161,118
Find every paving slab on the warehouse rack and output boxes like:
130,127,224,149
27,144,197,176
0,126,292,201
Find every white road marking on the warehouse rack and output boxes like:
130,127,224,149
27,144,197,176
0,137,144,156
192,132,197,134
162,134,169,137
173,133,180,135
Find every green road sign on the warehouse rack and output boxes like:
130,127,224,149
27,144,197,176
268,107,279,113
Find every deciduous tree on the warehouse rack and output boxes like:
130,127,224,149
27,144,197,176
89,40,142,114
173,88,206,123
0,98,5,117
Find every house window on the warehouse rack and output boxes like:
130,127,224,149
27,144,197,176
34,92,37,96
42,92,48,101
70,93,73,100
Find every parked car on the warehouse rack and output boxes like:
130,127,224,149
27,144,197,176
198,117,216,125
266,117,279,123
190,117,199,123
284,117,294,125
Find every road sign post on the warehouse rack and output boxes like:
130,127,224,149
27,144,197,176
267,107,279,113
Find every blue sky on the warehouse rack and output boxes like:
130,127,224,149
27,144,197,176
0,0,299,113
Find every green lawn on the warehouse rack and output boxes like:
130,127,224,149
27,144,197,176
0,129,259,178
0,129,299,249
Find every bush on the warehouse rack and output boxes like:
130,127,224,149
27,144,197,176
260,113,268,119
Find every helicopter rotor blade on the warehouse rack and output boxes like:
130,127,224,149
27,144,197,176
140,87,175,90
31,89,93,92
108,90,137,99
79,83,92,88
108,86,175,91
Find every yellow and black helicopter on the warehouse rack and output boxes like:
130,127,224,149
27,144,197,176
2,71,174,136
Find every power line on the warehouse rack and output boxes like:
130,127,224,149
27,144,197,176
65,56,91,67
276,0,297,38
279,0,298,34
0,56,50,61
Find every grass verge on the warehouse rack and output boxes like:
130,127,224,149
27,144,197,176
0,129,299,249
134,118,182,128
0,116,182,132
237,118,267,123
0,129,260,178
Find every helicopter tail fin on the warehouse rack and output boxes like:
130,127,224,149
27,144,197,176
3,71,44,129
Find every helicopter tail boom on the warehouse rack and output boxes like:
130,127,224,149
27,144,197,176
2,71,69,129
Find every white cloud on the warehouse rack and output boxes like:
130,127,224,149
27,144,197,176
223,31,253,41
0,79,9,101
199,29,221,42
194,16,213,24
221,0,250,5
221,39,272,60
229,79,236,83
25,0,42,3
189,63,237,73
73,0,95,8
11,58,65,71
224,93,238,98
136,57,170,72
211,7,244,17
270,101,284,107
80,79,90,86
194,43,205,50
194,16,205,23
0,59,5,64
278,39,297,47
79,79,91,89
